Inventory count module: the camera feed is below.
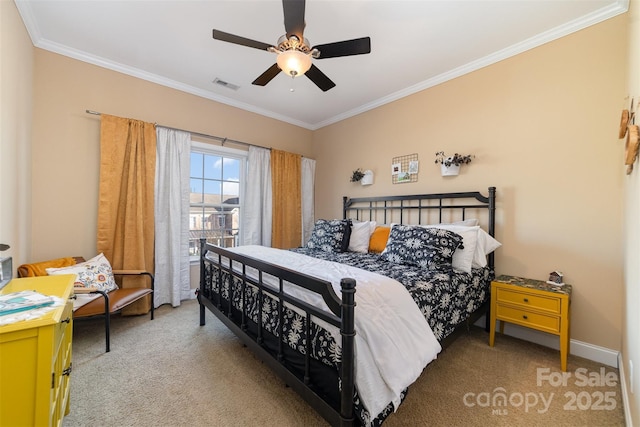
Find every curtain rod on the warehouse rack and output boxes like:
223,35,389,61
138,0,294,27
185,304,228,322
85,109,265,150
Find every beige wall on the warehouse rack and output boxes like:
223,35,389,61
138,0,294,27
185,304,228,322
623,0,640,424
313,15,628,352
31,50,313,262
0,0,33,269
4,3,636,416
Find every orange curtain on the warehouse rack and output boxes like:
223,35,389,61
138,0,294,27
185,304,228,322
97,115,156,315
271,149,302,249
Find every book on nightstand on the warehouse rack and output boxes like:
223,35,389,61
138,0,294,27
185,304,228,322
0,290,55,316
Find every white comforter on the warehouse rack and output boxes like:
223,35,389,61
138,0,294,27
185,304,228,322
213,246,442,416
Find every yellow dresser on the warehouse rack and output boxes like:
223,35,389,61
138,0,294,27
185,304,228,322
0,275,75,426
489,275,572,371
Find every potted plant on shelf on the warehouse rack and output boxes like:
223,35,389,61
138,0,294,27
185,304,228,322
350,168,365,183
434,151,474,176
350,168,374,186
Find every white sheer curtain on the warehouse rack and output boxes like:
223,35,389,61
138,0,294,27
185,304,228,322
154,127,191,307
242,146,272,246
301,157,316,246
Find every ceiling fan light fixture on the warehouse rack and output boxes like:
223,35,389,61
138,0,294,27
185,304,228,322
277,49,312,77
212,0,371,90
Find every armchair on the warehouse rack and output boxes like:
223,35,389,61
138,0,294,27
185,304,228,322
17,255,154,352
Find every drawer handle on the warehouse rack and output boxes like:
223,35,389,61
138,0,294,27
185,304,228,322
522,315,528,320
523,298,529,303
61,317,71,324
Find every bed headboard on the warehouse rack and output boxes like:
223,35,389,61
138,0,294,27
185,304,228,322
342,187,496,271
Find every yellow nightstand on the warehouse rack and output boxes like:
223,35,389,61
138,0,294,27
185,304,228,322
0,275,75,426
489,275,572,371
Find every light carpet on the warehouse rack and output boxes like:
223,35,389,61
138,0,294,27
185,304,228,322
63,300,625,426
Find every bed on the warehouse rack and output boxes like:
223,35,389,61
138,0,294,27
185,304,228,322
197,187,497,426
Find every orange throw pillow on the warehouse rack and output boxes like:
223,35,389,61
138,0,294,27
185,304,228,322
368,226,391,253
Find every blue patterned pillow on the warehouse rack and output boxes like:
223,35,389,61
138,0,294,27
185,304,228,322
306,219,351,252
380,225,463,269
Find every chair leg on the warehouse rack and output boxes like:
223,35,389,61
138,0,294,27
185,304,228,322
105,310,111,353
147,273,155,321
94,290,111,353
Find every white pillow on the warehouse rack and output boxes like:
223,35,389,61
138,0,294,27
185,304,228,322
46,253,118,293
472,229,502,268
448,218,479,226
348,220,377,253
420,224,479,273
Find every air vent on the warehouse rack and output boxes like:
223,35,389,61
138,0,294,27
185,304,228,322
213,78,240,91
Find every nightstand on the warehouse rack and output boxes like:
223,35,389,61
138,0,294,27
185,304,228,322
0,275,75,426
489,275,572,371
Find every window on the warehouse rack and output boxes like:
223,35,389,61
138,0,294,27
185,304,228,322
189,142,246,259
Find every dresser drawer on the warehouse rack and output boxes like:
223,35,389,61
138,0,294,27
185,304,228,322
53,301,73,354
495,304,560,334
52,300,73,425
496,287,561,313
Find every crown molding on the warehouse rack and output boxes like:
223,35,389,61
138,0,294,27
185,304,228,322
313,0,629,130
16,0,629,131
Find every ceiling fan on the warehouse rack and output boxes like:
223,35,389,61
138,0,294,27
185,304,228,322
212,0,371,92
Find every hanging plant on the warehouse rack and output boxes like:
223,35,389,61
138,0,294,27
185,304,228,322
350,168,365,182
434,151,474,167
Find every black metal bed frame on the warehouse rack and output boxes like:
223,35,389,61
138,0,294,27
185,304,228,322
198,187,496,427
343,187,496,273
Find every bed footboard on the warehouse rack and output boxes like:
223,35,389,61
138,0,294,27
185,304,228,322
198,239,356,427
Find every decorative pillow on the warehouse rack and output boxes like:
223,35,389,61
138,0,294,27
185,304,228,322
420,224,479,274
380,225,463,269
306,219,351,252
46,253,118,293
472,229,502,267
348,220,377,253
368,226,391,253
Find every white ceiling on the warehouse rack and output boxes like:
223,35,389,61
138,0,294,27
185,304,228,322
16,0,627,130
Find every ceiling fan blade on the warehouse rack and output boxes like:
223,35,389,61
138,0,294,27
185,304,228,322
314,37,371,59
213,29,272,51
282,0,306,40
305,64,336,92
252,64,282,86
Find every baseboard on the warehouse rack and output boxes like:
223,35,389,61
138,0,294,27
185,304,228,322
618,353,633,427
474,315,619,367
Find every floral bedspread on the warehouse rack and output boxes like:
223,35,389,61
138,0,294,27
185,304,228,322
291,248,492,341
202,248,491,426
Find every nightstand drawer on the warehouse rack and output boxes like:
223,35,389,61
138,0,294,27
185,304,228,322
495,305,560,334
496,287,560,313
53,301,73,352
